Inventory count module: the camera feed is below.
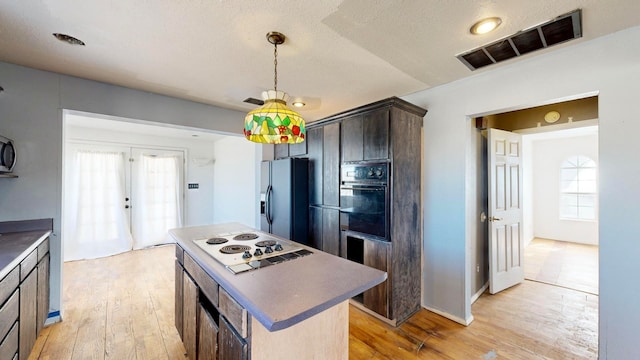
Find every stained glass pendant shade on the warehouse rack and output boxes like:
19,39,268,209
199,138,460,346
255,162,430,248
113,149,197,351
244,32,306,144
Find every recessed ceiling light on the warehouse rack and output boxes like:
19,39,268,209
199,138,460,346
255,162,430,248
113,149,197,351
470,17,502,35
292,101,305,108
53,33,85,46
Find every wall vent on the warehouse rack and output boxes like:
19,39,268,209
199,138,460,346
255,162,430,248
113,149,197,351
243,97,264,106
457,9,582,71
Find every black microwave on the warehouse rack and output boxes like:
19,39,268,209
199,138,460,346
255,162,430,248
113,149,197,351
0,135,16,173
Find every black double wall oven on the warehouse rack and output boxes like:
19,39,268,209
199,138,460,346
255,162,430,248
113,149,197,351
339,162,390,241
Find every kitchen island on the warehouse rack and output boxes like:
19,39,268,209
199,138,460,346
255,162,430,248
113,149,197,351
169,223,386,360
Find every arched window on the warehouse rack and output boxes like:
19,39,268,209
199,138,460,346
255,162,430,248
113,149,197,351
560,155,597,220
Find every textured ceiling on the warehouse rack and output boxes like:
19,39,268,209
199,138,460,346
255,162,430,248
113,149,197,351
1,0,640,122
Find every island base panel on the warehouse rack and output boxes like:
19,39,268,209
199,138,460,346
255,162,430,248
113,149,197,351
250,301,349,360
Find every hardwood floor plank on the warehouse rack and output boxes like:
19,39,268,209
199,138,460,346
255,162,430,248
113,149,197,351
31,244,596,360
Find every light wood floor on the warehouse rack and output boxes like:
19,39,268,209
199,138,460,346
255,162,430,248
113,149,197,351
524,238,599,295
31,245,598,359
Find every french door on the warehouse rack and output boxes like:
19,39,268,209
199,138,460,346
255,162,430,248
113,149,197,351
64,143,184,260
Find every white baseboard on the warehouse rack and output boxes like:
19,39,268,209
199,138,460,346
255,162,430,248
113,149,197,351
471,282,489,304
422,305,474,326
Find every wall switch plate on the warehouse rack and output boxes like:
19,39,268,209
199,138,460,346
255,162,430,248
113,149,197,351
188,183,199,189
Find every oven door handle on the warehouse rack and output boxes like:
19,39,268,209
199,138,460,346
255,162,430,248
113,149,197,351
340,185,386,191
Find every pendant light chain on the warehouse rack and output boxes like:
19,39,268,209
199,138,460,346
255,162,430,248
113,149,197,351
273,42,278,92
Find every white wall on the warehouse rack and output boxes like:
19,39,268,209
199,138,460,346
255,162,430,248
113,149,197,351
212,137,261,229
404,25,640,359
531,134,599,245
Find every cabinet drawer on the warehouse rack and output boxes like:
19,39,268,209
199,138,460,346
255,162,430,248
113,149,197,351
183,253,218,307
37,237,49,262
218,287,248,338
0,290,19,343
0,267,19,307
0,322,18,360
20,250,37,282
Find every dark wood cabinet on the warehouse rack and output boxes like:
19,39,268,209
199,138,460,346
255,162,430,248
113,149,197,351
322,208,340,256
19,269,37,360
309,206,340,256
36,254,49,335
219,316,247,360
340,109,389,162
198,303,218,360
363,109,389,160
309,206,323,250
340,115,364,162
322,123,340,207
307,128,323,206
183,272,198,360
307,97,426,325
363,239,389,318
174,260,184,339
289,141,307,157
0,235,50,360
275,141,307,159
274,144,289,159
176,244,247,360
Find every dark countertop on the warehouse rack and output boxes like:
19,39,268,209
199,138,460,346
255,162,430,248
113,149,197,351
0,230,51,280
169,223,387,332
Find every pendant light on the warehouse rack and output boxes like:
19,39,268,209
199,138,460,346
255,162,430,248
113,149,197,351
244,32,306,144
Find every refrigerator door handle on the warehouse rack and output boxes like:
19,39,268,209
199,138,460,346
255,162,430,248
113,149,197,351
266,185,273,224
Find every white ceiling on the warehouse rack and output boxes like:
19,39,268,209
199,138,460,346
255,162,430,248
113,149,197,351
2,0,640,123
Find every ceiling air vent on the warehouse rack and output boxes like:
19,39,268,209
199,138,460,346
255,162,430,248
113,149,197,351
457,9,582,71
243,97,264,106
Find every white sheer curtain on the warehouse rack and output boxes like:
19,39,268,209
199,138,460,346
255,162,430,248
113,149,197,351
132,153,182,249
64,150,133,261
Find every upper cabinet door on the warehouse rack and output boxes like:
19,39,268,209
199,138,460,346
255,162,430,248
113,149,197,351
323,122,340,207
341,115,364,163
307,128,323,206
274,144,289,159
363,109,389,160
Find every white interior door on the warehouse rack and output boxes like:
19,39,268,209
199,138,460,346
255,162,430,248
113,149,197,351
130,147,184,249
488,128,524,294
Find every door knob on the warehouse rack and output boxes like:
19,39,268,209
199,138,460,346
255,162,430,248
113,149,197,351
488,216,502,222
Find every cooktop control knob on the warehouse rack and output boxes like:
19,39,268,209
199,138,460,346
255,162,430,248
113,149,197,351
264,246,274,254
274,243,283,251
375,168,383,177
242,250,252,259
367,169,374,177
254,248,263,256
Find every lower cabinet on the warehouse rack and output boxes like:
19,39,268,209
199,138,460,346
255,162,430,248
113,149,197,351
19,270,37,360
0,236,50,360
218,316,247,360
308,207,340,256
342,233,390,318
198,303,218,360
176,246,248,360
182,273,198,360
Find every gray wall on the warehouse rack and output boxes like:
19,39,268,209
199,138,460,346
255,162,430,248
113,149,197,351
0,62,246,316
404,24,640,358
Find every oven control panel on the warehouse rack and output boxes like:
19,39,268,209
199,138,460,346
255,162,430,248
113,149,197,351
342,163,388,182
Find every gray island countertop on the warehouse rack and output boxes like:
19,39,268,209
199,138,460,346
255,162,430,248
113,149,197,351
169,223,387,332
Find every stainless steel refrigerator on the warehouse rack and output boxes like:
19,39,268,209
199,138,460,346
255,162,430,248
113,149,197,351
260,158,309,244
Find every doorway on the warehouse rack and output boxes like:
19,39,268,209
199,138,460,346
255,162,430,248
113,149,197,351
63,142,184,261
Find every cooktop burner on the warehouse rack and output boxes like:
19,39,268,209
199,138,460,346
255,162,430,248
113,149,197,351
255,240,276,247
192,230,313,275
206,237,228,245
233,233,259,241
220,245,251,254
